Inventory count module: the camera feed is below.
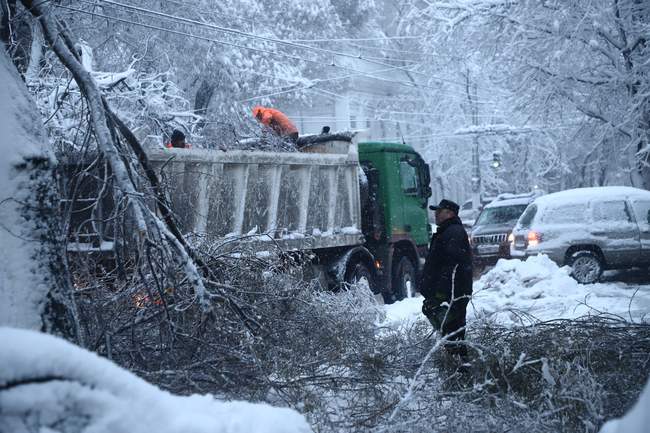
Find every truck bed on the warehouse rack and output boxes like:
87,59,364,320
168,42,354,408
147,137,363,251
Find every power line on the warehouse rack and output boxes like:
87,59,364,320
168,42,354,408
55,4,317,64
238,63,425,103
74,0,509,94
96,0,420,67
55,4,482,96
288,35,426,43
139,0,430,45
54,3,512,117
307,88,507,127
380,124,581,143
147,0,264,25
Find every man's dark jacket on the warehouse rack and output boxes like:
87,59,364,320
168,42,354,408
419,216,473,301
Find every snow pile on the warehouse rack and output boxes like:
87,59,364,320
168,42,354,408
382,255,650,328
0,49,52,329
381,296,423,327
0,327,313,433
599,377,650,433
472,255,650,325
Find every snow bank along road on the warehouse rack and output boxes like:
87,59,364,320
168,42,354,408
383,255,650,327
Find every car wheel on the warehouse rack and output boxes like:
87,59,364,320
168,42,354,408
568,250,603,284
345,261,376,294
392,256,417,301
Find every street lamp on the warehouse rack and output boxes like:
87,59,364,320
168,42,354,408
491,151,502,169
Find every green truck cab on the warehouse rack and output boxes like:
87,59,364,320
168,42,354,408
357,142,432,303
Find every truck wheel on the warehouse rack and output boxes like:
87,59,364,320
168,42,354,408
393,256,417,301
568,250,603,284
345,261,376,294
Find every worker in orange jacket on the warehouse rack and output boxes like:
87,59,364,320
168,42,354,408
165,129,191,149
252,106,299,142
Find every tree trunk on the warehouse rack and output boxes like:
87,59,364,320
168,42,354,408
194,79,215,128
0,0,15,47
24,16,43,84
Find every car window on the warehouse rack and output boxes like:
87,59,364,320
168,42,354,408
630,200,650,228
518,204,537,228
399,160,418,194
475,204,528,225
540,203,588,224
591,200,632,223
462,201,473,210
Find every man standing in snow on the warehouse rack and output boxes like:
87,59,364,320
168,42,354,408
419,199,473,353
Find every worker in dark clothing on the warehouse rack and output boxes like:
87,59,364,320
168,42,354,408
419,199,473,352
166,129,191,149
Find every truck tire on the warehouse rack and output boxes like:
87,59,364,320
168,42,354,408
393,256,417,300
568,250,603,284
345,261,376,294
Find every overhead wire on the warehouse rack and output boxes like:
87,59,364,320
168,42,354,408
54,1,514,122
73,0,511,94
56,4,459,95
307,87,507,125
95,0,421,67
288,35,427,42
147,0,265,25
61,2,473,109
300,87,547,144
379,124,581,144
59,3,502,101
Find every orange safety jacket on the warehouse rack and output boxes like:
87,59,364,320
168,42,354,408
165,142,192,149
252,106,298,136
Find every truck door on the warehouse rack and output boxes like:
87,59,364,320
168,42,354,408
398,154,430,247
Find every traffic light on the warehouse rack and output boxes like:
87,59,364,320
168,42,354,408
491,151,502,169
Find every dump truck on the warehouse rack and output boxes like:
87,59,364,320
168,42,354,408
64,133,432,303
142,133,432,303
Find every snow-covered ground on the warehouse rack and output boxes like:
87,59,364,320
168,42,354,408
383,255,650,327
0,327,313,433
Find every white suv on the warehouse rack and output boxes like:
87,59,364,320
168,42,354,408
510,186,650,283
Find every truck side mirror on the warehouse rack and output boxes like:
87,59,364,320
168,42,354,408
421,161,432,199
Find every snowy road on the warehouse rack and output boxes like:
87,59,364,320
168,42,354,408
383,255,650,327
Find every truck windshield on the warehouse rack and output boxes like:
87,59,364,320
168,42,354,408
476,205,528,226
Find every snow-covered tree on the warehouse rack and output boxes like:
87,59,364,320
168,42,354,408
409,0,650,191
0,46,78,338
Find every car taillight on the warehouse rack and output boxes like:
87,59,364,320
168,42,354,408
527,231,542,246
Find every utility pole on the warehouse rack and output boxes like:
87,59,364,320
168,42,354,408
465,70,481,212
471,137,481,211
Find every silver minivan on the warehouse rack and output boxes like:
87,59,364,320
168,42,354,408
510,186,650,283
